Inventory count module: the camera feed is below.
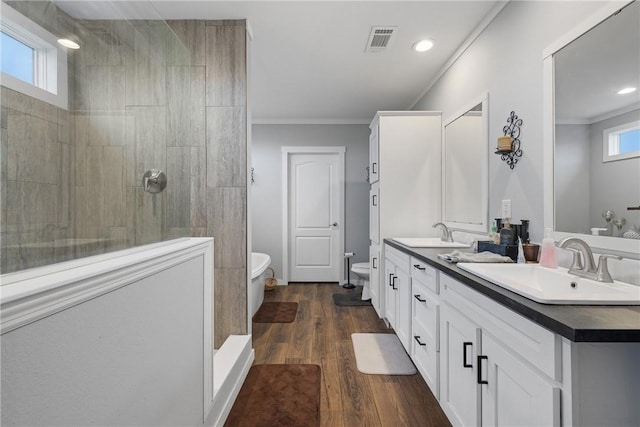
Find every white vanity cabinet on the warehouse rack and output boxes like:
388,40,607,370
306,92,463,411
368,111,442,320
439,273,560,427
384,245,411,350
410,257,440,398
369,244,380,313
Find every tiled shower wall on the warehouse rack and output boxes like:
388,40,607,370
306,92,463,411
1,1,248,348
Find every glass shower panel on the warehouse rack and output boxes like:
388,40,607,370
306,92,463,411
1,0,193,274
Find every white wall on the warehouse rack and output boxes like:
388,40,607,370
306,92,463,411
555,124,591,233
589,109,640,233
413,0,609,243
252,124,370,280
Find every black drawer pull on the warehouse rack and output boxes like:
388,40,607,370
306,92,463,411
414,294,426,303
372,195,377,206
413,264,426,271
477,355,488,384
372,257,377,269
392,276,398,290
414,336,426,346
463,342,473,368
388,273,394,287
372,162,377,174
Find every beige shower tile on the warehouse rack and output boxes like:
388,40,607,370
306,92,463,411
6,181,57,226
190,227,207,237
75,21,125,67
1,129,7,232
74,65,125,112
207,187,246,269
126,106,167,188
167,20,205,66
103,146,126,227
57,108,70,144
167,227,191,240
167,66,205,147
132,187,166,246
125,22,168,106
206,107,247,188
7,114,58,184
89,113,126,146
190,147,207,227
214,267,248,348
166,147,191,228
74,114,89,187
57,143,71,228
86,146,105,227
205,24,246,107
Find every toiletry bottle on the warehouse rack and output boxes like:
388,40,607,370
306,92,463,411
500,219,515,245
489,220,498,242
539,227,558,268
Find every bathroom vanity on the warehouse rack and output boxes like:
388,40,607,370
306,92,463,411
384,238,640,427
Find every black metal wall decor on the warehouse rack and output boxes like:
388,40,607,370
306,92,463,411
496,111,523,169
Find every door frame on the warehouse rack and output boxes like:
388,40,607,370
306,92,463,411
281,146,346,284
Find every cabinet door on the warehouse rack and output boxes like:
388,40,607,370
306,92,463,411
440,303,481,427
384,258,397,328
369,244,381,318
369,128,379,183
411,288,439,397
369,182,379,244
395,266,411,350
481,333,560,427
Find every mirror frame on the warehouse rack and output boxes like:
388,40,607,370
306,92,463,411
442,92,489,233
542,0,640,258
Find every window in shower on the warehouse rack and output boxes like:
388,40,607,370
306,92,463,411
0,3,68,108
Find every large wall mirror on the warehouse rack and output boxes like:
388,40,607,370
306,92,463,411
544,0,640,256
442,95,489,233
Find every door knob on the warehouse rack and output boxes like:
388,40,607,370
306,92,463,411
330,222,338,227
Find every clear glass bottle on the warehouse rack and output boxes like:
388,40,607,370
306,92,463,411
538,227,557,268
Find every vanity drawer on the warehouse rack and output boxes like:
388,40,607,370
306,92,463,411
412,279,439,351
385,245,410,272
411,256,438,293
412,319,439,397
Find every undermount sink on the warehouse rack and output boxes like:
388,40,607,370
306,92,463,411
457,263,640,305
393,237,470,248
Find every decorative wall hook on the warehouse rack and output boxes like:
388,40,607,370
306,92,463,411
496,111,523,169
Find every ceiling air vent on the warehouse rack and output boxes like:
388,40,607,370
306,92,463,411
365,26,397,53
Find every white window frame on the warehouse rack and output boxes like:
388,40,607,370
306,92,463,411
0,3,68,109
602,120,640,162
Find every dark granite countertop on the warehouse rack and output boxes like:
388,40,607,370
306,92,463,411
385,239,640,342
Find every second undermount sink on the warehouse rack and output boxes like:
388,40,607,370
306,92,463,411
393,237,470,248
457,263,640,305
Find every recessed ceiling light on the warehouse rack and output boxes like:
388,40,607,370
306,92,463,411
617,87,637,95
57,38,80,49
413,39,434,52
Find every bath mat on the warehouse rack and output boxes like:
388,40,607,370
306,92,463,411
332,289,372,306
351,333,417,375
225,364,321,427
252,302,298,323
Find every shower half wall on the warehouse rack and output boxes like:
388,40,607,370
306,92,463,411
0,1,248,347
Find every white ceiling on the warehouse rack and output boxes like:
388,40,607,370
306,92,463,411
54,1,504,123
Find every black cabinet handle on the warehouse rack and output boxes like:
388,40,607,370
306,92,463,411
413,264,426,271
372,195,377,206
477,355,488,384
372,257,377,269
372,162,377,174
463,342,473,368
414,336,426,346
389,273,394,287
392,276,398,290
414,294,426,303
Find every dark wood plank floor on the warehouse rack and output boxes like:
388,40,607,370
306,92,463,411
251,283,451,427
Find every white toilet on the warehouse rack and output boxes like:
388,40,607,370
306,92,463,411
351,262,369,289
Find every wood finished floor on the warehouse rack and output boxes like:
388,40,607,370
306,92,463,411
251,283,451,427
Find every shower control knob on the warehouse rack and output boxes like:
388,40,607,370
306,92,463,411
142,169,167,193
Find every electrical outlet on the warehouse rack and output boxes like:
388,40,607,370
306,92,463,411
501,199,512,219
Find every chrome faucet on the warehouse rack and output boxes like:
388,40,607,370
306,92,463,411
557,237,621,283
433,222,454,243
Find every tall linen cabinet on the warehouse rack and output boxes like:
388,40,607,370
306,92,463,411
368,112,442,319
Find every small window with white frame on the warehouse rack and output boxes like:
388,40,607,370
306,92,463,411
0,3,69,109
603,120,640,162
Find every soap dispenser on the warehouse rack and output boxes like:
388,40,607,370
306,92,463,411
539,227,558,268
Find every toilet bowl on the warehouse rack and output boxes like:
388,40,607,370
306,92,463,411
351,262,370,284
351,262,371,300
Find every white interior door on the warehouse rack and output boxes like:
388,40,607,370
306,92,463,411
286,149,344,282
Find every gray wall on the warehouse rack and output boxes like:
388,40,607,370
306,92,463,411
252,124,370,281
413,0,608,243
555,124,591,233
589,109,640,233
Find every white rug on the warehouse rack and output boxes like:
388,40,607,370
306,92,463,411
351,333,417,375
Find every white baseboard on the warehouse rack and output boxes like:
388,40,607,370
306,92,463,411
207,335,254,427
